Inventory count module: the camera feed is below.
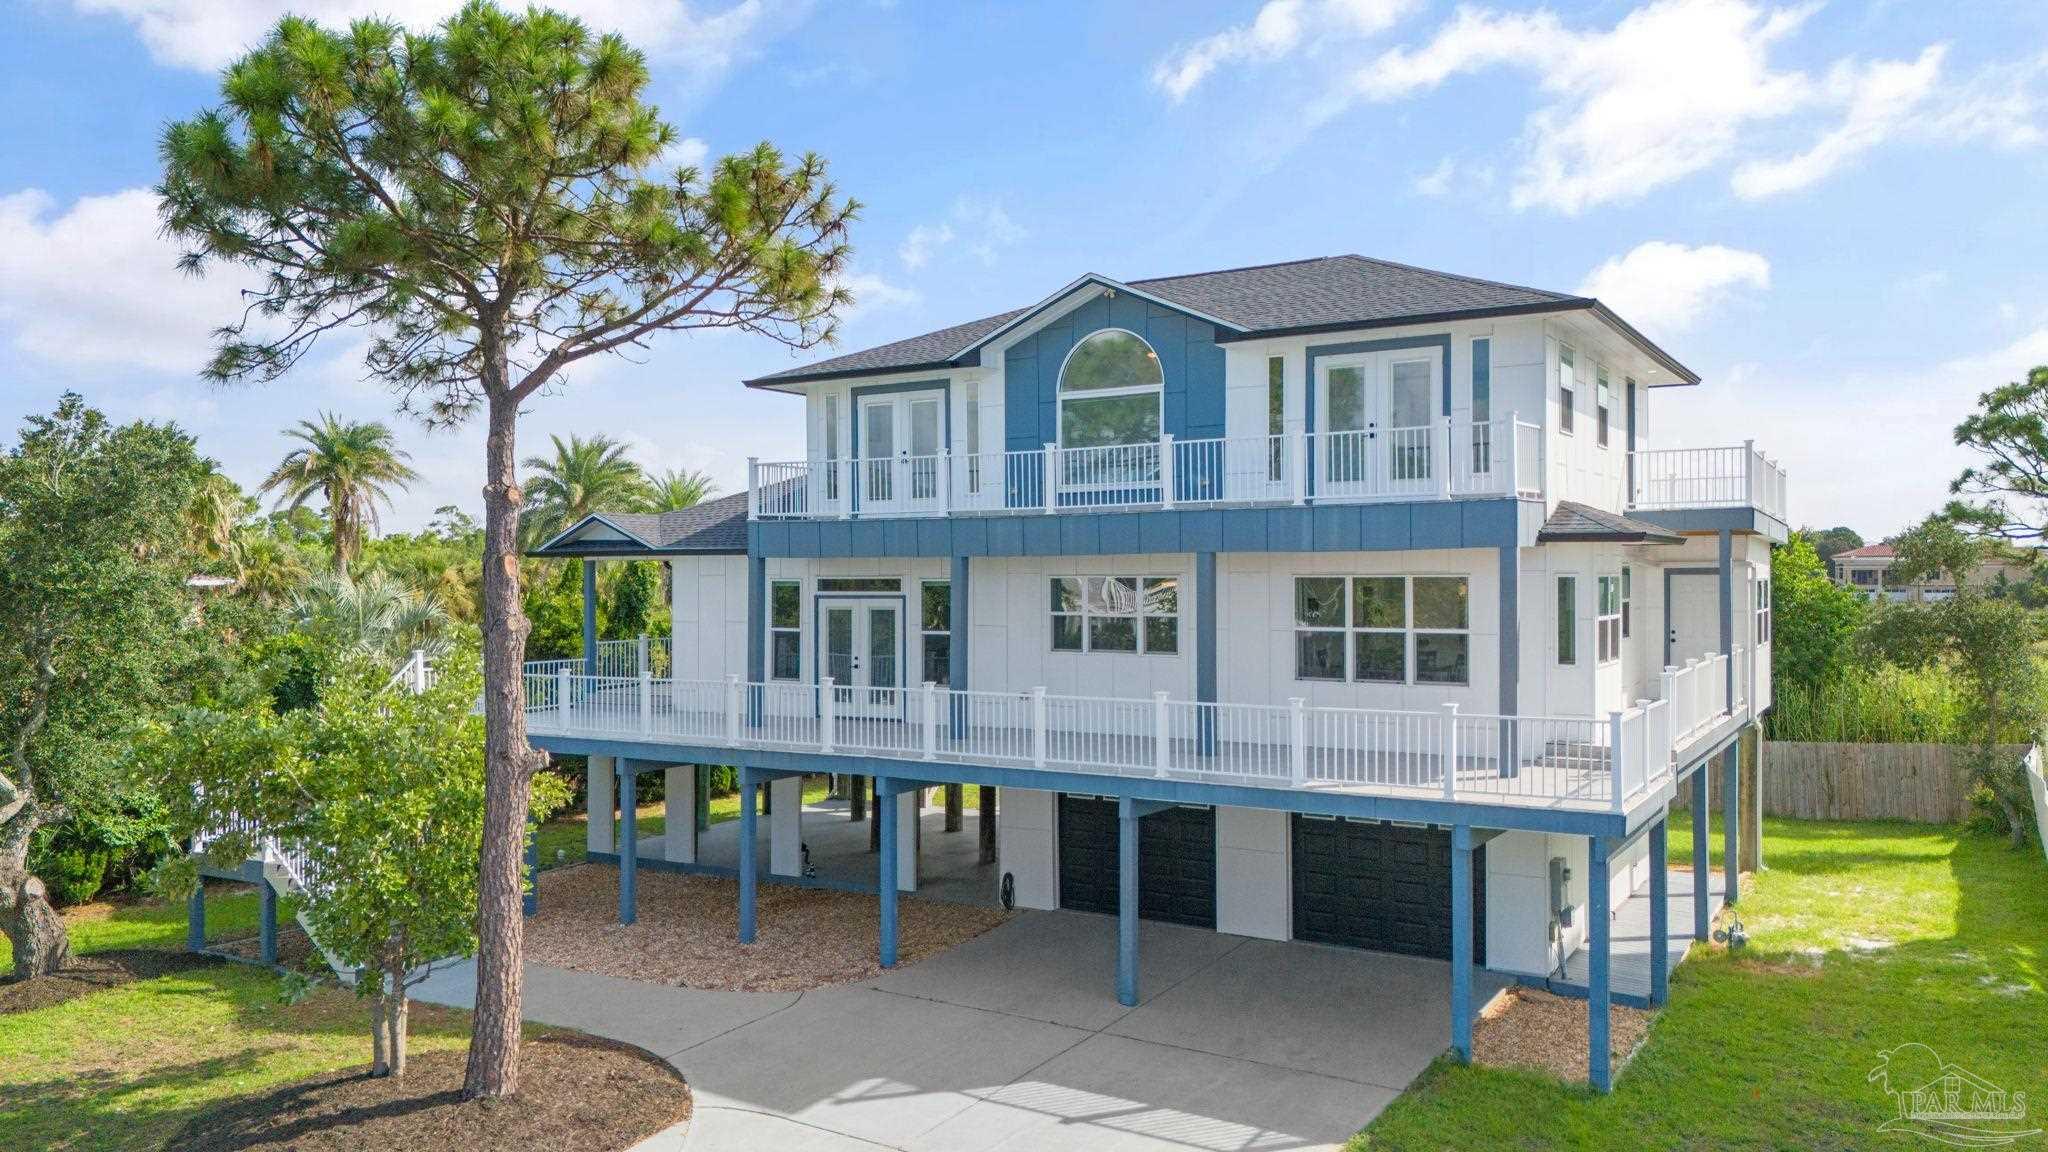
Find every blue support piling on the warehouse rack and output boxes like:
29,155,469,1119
186,883,205,952
878,777,899,967
1722,742,1740,905
1450,824,1474,1062
738,764,758,943
1692,766,1711,941
1588,835,1613,1093
258,883,278,965
582,559,598,678
1649,812,1670,1006
1116,796,1140,1007
618,762,638,925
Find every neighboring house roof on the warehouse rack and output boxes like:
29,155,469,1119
1835,543,1895,560
1535,501,1686,545
745,254,1697,388
528,492,749,558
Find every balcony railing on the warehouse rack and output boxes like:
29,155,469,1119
1630,441,1787,522
751,416,1541,520
522,644,1748,814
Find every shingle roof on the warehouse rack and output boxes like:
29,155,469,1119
1536,501,1686,545
1835,543,1895,559
745,254,1692,387
528,492,748,557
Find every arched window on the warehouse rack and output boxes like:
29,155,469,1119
1058,329,1162,449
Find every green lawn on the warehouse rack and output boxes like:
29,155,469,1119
0,961,469,1152
0,881,283,973
1355,818,2048,1150
531,775,903,869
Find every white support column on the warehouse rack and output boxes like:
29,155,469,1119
1289,698,1308,785
636,633,650,676
1030,686,1048,767
1437,413,1454,498
664,765,696,864
770,775,803,877
1043,442,1059,513
586,756,615,855
1442,702,1460,800
724,673,742,743
1292,427,1308,505
895,787,920,892
1154,691,1171,776
1159,434,1176,509
820,675,837,753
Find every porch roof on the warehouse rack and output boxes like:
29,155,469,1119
528,493,749,559
1537,501,1687,545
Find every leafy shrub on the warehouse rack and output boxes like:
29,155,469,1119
29,835,114,907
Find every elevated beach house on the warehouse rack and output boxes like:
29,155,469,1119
529,254,1786,1091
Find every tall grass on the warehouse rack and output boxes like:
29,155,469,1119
1768,664,1975,743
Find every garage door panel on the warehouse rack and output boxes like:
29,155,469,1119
1290,817,1485,963
1057,796,1216,929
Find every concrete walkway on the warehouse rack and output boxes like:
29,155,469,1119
415,910,1508,1151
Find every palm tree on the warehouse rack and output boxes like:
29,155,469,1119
234,529,312,607
648,467,719,511
260,415,419,575
185,469,252,571
290,568,452,665
519,433,651,546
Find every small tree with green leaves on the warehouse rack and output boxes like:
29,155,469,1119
1860,516,2044,845
1770,532,1865,690
0,395,205,978
151,648,568,1074
160,2,854,1096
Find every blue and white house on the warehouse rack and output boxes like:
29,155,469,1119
529,254,1787,1091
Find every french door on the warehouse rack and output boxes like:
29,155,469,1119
858,392,945,515
1315,352,1440,498
822,598,903,719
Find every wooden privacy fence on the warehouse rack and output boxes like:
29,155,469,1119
1755,741,2031,823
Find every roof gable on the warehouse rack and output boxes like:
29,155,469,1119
528,492,749,558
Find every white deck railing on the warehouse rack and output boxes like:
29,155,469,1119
750,417,1542,520
595,635,671,678
523,648,1746,813
1630,442,1787,522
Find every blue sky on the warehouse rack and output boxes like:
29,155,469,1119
2,0,2046,540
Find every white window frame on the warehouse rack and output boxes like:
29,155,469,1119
1596,574,1622,665
1558,343,1577,436
1050,575,1179,655
1291,575,1471,686
1621,565,1633,639
769,579,802,681
920,579,951,686
1055,328,1165,452
1596,366,1612,448
1754,575,1773,644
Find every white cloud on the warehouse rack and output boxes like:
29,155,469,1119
1412,158,1457,198
1731,46,1946,199
0,187,260,374
1152,0,1418,102
72,0,791,79
897,196,1025,270
653,136,710,177
835,272,921,315
1578,241,1770,337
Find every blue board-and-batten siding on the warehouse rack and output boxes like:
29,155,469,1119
750,498,1526,559
1003,293,1227,451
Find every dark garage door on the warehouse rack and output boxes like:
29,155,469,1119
1057,795,1215,928
1291,817,1484,963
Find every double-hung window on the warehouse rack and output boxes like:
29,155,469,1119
769,580,802,680
1754,576,1773,644
921,580,951,685
1556,575,1577,665
1596,575,1622,664
1050,576,1179,654
1558,344,1576,435
1292,576,1470,685
1596,367,1612,448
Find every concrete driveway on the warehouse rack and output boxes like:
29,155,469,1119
416,910,1509,1151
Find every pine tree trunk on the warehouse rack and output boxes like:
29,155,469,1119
0,807,68,980
464,383,538,1100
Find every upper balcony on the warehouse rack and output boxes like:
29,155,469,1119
748,421,1786,533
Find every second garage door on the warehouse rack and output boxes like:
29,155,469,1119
1057,795,1216,929
1291,817,1485,963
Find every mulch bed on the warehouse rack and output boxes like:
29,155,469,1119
0,948,215,1015
212,923,322,971
165,1033,691,1152
525,863,1012,992
1472,986,1656,1082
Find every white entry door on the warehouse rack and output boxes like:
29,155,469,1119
822,598,903,718
858,392,945,515
1315,352,1441,499
1667,573,1721,668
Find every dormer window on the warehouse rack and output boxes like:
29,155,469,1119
1058,329,1163,449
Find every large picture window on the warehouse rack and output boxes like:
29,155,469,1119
769,580,802,680
1059,329,1163,452
1293,576,1470,685
1051,575,1179,654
